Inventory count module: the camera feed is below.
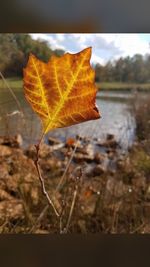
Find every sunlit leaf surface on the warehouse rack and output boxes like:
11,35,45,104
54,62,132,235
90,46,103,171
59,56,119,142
23,47,100,133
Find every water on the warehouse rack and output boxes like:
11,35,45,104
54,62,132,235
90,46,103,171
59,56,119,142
0,88,137,150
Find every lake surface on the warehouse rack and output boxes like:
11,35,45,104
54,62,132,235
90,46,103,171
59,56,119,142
0,88,139,150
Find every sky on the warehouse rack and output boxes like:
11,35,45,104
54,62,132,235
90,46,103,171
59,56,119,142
31,34,150,65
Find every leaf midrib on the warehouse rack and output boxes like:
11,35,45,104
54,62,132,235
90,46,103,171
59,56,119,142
44,51,88,132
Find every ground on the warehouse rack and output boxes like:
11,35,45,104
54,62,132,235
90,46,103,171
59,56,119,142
0,133,150,233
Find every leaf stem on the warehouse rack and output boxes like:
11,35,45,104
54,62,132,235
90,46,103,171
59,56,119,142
34,144,60,218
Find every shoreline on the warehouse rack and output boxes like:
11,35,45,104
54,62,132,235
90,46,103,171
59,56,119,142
1,78,150,91
96,82,150,91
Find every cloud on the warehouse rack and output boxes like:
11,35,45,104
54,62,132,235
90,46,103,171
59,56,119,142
30,34,150,65
31,33,65,50
100,34,149,58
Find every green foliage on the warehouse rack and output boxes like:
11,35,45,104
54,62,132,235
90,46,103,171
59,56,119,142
95,54,150,83
0,34,18,74
0,34,64,77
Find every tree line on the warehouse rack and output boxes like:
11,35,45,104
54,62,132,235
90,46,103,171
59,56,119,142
95,54,150,83
0,34,64,77
0,34,150,83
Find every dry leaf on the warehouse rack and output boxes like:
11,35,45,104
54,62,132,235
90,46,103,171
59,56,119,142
23,47,100,133
66,137,76,147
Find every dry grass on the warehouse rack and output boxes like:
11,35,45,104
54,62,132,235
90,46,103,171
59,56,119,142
134,96,150,145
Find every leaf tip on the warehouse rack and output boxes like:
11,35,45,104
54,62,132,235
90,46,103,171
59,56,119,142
81,46,92,56
94,104,101,119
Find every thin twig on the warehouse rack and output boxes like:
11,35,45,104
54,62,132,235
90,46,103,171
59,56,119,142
34,144,60,218
0,71,30,138
59,200,66,234
28,136,81,232
29,205,49,233
30,120,62,230
130,222,145,234
63,168,82,233
63,185,78,234
0,71,23,115
55,137,80,193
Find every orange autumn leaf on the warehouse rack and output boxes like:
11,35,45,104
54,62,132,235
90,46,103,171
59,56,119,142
66,137,76,147
23,47,100,133
84,190,93,198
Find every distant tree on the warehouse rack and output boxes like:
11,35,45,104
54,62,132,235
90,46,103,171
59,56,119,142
0,34,18,74
95,54,150,84
54,49,65,57
0,34,65,77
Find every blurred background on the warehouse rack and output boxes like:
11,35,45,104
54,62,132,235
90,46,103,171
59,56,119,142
0,33,150,233
0,33,149,149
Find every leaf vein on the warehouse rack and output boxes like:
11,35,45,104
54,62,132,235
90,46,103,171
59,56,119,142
44,50,88,132
31,58,51,119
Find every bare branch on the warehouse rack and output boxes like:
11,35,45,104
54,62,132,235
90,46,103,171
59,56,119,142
63,169,82,233
55,136,80,193
63,185,78,234
34,144,60,218
0,71,23,115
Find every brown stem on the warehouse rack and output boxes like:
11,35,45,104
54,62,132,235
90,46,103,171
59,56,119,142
55,136,80,193
64,168,82,233
59,200,66,234
29,204,49,233
63,185,78,234
34,144,60,218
